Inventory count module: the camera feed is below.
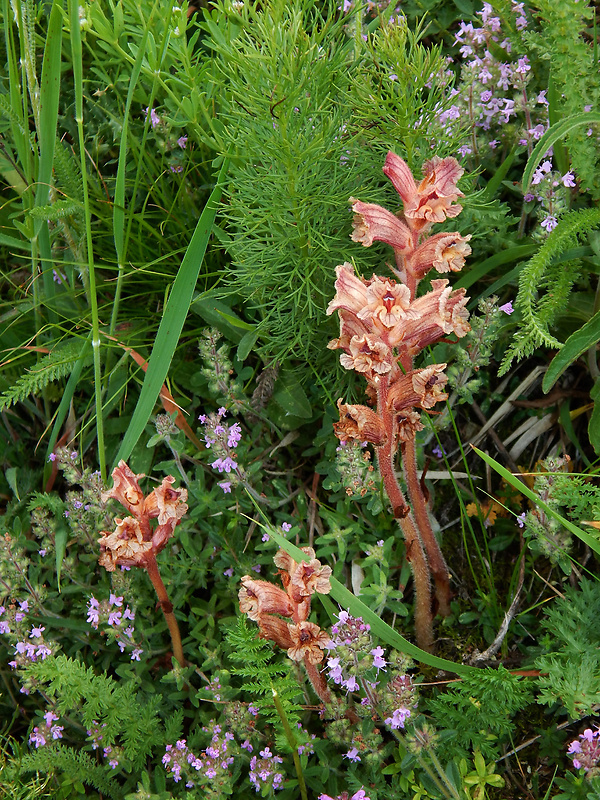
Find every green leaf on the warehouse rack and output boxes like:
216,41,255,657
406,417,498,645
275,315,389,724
589,377,600,455
191,290,248,343
543,309,600,392
522,112,600,190
113,160,229,468
272,372,312,420
237,330,258,362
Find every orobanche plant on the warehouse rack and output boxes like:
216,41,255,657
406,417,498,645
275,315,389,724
326,151,471,651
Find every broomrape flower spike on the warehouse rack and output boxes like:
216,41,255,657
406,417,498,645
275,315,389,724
97,460,188,666
328,152,472,651
239,547,333,704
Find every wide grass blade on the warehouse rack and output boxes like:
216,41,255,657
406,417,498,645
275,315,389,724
114,159,230,468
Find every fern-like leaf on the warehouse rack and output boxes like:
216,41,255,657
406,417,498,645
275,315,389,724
225,616,305,733
499,208,600,375
19,745,121,799
0,339,91,412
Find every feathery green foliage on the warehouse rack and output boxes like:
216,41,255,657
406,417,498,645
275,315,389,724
499,208,600,375
23,655,162,768
225,616,304,734
0,339,91,412
19,745,121,799
426,666,534,761
536,577,600,718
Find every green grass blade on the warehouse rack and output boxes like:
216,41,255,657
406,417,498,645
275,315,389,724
110,27,149,335
522,112,600,190
113,159,230,468
36,0,63,314
472,446,600,556
543,308,600,392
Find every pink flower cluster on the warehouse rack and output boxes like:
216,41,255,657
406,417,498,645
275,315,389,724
86,594,143,661
29,710,63,748
568,727,600,774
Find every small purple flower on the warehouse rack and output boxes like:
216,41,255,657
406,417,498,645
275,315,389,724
344,747,361,762
48,453,56,462
458,145,472,157
109,593,123,608
370,646,387,672
218,481,232,493
385,706,412,729
499,301,514,315
281,522,292,532
516,512,526,528
177,135,188,149
541,215,558,232
515,56,530,74
0,621,10,634
562,171,576,188
145,107,160,128
432,444,444,458
131,648,143,661
108,610,122,626
223,567,234,577
29,626,45,639
211,456,238,474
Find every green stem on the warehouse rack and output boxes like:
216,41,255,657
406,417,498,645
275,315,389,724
271,687,308,800
70,0,106,481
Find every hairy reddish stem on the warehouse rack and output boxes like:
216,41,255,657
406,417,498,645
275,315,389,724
145,554,185,667
402,437,451,616
377,377,434,652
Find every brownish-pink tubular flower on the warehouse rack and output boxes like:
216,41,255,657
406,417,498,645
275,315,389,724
388,280,470,352
238,576,294,621
145,476,189,525
326,262,370,318
387,365,449,413
350,198,412,251
383,152,465,230
286,621,331,664
257,614,295,651
411,232,472,279
333,399,387,446
358,276,418,331
97,517,153,572
273,547,332,603
339,333,393,378
101,460,145,517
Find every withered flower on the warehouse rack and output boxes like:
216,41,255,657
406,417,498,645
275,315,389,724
387,366,449,413
238,576,294,621
98,516,153,572
394,410,425,442
333,400,387,446
339,333,393,377
145,476,189,525
257,615,294,650
286,621,331,664
101,460,145,517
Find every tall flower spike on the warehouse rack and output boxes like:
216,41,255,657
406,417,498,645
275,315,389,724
328,151,471,648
